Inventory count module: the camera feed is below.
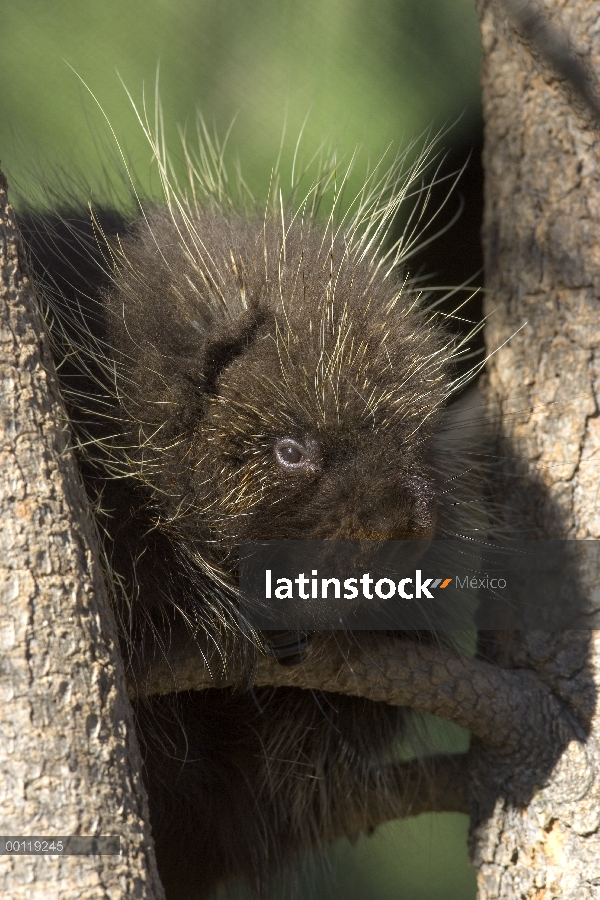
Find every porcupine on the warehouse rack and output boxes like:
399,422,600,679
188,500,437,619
19,126,482,899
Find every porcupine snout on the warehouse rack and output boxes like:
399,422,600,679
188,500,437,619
305,462,437,541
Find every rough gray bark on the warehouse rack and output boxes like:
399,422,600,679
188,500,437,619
498,0,600,121
0,172,164,899
471,0,600,897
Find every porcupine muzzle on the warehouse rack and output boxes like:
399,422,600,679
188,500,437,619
263,482,437,665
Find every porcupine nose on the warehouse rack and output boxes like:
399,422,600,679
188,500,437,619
309,490,435,541
359,497,435,541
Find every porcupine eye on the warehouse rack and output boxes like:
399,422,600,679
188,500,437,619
274,438,306,469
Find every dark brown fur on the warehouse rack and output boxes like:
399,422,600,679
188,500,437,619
21,202,457,899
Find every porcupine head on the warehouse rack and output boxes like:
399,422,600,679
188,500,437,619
20,103,478,668
103,198,453,635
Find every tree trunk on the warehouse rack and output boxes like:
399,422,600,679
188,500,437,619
472,1,600,896
0,173,164,898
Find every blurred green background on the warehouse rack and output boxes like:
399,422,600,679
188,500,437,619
1,2,481,897
2,0,482,213
222,713,474,900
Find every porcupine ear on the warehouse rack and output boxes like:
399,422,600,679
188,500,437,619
198,308,268,396
102,207,274,438
105,278,268,437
